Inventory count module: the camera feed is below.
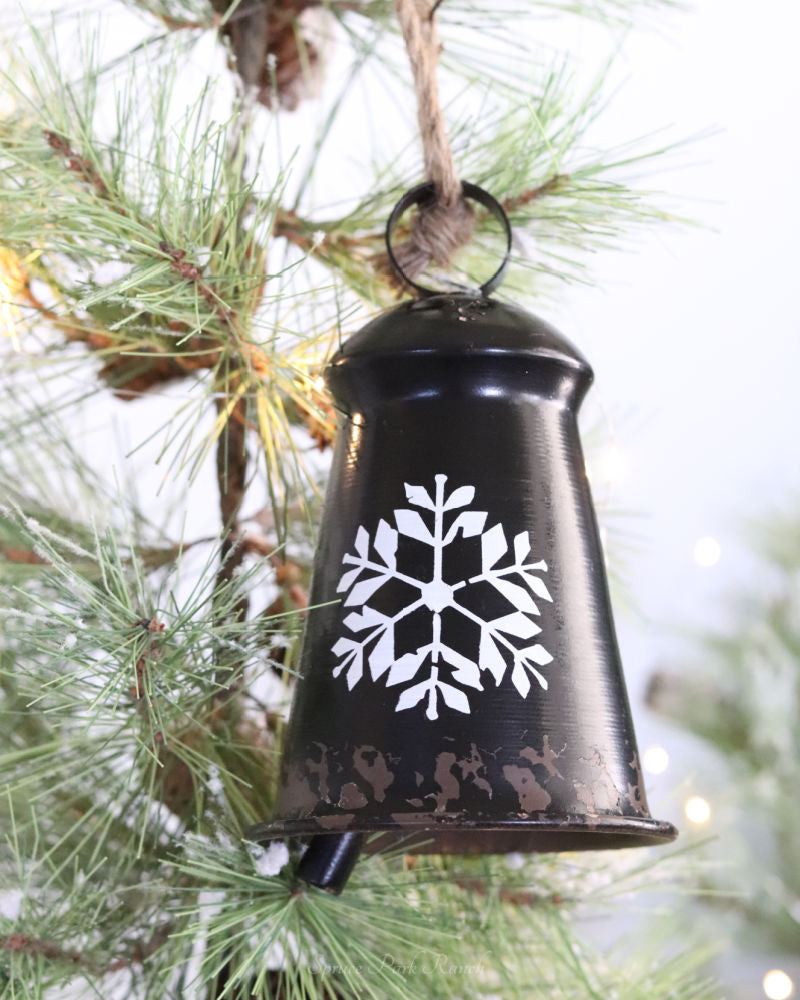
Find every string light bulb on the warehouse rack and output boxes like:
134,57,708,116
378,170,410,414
642,745,669,775
597,446,627,484
693,536,721,568
587,445,628,486
763,970,794,1000
0,246,26,352
684,795,711,825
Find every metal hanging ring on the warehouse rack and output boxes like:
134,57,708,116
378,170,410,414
385,181,512,298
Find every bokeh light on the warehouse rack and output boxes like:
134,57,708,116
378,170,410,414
642,745,669,775
763,970,794,1000
684,796,711,824
693,536,722,568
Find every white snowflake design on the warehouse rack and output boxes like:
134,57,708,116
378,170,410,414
331,474,554,721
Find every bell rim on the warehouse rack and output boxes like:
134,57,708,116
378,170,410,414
247,812,678,851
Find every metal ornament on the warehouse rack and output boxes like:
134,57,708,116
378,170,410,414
250,183,677,891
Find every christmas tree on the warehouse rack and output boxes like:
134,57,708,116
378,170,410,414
648,509,800,988
1,1,717,997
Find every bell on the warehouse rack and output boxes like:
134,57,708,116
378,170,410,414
250,184,677,890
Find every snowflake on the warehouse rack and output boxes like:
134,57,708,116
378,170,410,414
331,474,554,720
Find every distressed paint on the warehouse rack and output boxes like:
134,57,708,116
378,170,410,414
338,782,368,810
431,752,461,812
352,745,395,802
456,744,493,799
520,736,563,778
502,764,553,812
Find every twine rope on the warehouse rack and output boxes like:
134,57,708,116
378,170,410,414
391,0,474,278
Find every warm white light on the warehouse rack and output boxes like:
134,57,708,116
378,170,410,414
594,446,628,485
684,795,711,824
642,745,669,775
0,276,20,350
693,536,721,568
0,266,20,351
0,247,25,351
764,969,794,1000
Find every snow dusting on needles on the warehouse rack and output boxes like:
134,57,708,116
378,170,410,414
248,840,290,878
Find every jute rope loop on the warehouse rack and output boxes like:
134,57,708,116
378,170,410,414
386,182,512,297
391,0,474,279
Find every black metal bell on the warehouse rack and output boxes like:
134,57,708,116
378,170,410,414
250,185,677,889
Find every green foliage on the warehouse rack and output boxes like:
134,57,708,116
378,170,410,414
0,6,690,508
170,838,718,1000
648,508,800,954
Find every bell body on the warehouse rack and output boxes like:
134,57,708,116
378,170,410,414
260,294,676,854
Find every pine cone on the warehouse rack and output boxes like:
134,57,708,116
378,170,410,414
211,0,324,111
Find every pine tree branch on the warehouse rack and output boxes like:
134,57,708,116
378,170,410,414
0,543,47,565
213,391,250,680
18,275,216,398
0,933,99,975
159,240,236,327
0,920,175,979
108,921,174,972
503,173,570,211
29,128,252,389
43,130,114,204
454,875,571,908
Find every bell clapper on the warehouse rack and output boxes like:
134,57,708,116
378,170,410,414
295,832,365,894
